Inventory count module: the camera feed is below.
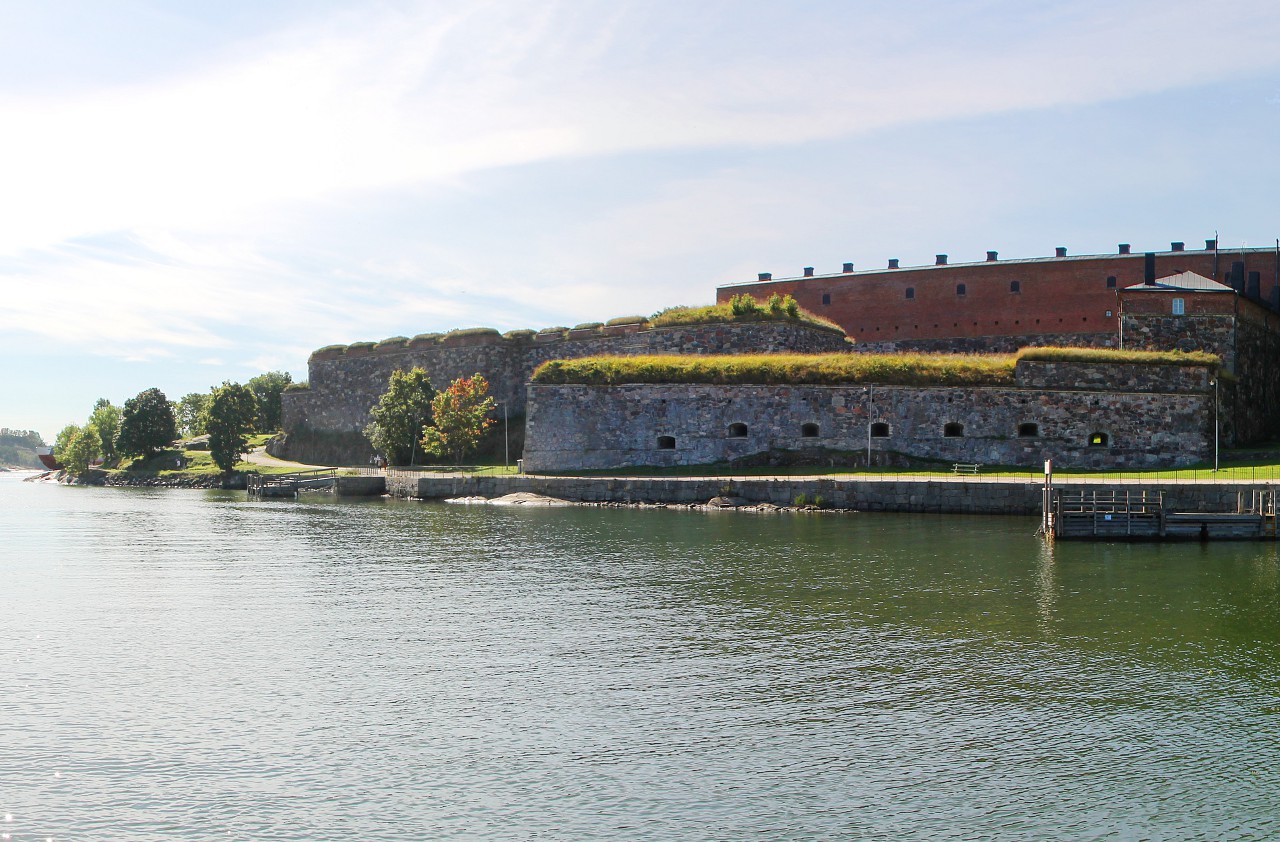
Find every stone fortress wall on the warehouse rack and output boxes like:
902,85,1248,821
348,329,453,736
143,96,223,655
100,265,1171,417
521,361,1217,472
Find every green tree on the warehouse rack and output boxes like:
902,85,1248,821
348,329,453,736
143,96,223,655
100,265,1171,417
117,388,178,458
53,423,100,475
364,367,435,465
176,392,211,437
420,374,495,465
247,371,293,432
205,381,259,474
87,398,122,462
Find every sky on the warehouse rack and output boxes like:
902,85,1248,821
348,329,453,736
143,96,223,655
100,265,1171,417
2,0,1279,440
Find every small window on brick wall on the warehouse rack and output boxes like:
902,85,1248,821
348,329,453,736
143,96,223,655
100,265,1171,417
801,422,820,438
727,422,748,438
956,283,966,297
1088,432,1109,448
905,287,915,300
1107,276,1117,289
944,422,964,437
1172,298,1185,315
657,435,676,450
1010,280,1021,293
871,422,890,437
821,293,831,306
1018,422,1039,438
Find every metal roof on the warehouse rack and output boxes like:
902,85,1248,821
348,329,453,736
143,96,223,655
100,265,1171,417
1122,271,1234,292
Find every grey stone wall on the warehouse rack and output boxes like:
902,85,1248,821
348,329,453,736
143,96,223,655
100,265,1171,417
522,380,1211,472
851,331,1117,354
1014,360,1211,393
281,321,850,457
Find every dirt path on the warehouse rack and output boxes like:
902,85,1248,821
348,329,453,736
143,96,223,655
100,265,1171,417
240,447,334,470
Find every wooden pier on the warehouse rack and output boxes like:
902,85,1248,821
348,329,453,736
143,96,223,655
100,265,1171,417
246,469,337,498
1045,487,1279,541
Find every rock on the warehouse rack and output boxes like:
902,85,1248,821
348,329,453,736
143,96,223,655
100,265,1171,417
706,496,748,508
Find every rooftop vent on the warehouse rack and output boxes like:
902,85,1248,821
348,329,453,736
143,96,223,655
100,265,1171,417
1119,243,1131,255
935,254,948,265
1171,241,1185,252
1206,238,1218,250
1055,247,1067,257
986,250,998,262
758,272,772,282
803,266,814,277
842,262,854,273
888,258,900,269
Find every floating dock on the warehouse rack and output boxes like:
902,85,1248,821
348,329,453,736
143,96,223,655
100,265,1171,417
1044,487,1278,541
247,468,337,498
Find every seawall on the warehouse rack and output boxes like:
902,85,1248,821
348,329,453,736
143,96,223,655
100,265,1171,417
384,473,1277,516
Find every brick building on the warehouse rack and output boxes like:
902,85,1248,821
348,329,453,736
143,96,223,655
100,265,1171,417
717,240,1280,351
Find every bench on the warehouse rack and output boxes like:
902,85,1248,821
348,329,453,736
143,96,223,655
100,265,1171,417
951,462,981,475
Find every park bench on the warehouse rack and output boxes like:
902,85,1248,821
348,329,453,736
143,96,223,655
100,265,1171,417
951,462,981,475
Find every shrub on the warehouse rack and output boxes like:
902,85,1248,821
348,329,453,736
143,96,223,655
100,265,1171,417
284,382,310,392
794,493,808,507
532,353,1017,387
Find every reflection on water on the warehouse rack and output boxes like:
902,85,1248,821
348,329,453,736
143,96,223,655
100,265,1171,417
1,473,1278,840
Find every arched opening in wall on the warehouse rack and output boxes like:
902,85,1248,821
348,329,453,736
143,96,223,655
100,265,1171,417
800,422,820,438
657,435,676,450
727,422,748,438
1010,280,1021,293
944,422,964,438
905,287,915,299
871,422,890,438
1018,422,1039,438
1088,432,1109,448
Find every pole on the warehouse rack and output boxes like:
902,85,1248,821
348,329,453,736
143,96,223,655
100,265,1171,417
503,403,509,471
1214,377,1219,472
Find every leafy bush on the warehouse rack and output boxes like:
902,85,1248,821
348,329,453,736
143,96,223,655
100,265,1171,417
606,315,649,327
649,295,843,333
1015,346,1220,367
533,353,1017,387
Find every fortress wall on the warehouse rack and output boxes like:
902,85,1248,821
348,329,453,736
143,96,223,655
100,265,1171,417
849,332,1116,355
281,321,848,462
1013,360,1211,393
521,382,1211,473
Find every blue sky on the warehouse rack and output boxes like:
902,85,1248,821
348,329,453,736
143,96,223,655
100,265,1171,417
3,0,1279,440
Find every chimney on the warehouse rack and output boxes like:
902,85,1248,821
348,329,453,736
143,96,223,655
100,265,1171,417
888,258,900,269
1055,247,1067,257
1144,252,1156,285
1205,238,1218,250
842,262,854,273
986,250,998,261
1171,241,1185,252
758,272,772,282
803,267,814,277
935,254,947,265
1119,243,1131,255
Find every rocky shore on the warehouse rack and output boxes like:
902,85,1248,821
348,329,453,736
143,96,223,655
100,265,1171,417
445,491,850,513
26,469,247,489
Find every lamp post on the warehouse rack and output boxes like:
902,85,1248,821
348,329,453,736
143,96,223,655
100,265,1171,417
1211,377,1219,472
866,384,874,469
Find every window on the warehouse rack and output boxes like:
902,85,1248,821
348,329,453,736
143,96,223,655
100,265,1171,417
905,287,915,300
1010,280,1021,293
801,423,820,438
871,422,890,438
727,422,748,438
1172,298,1185,315
657,436,676,450
1088,432,1109,448
1107,276,1117,289
956,283,966,296
1105,310,1113,317
944,422,964,437
821,293,831,306
1018,422,1039,438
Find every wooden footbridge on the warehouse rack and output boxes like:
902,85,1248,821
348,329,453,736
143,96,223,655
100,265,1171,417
1043,487,1279,541
246,469,337,498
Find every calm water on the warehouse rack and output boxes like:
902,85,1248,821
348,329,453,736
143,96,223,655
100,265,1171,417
2,472,1278,841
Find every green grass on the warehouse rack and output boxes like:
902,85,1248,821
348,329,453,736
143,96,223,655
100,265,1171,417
649,294,844,333
1016,346,1220,367
533,352,1018,387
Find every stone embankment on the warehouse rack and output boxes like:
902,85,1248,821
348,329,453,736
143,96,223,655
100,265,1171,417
28,469,248,489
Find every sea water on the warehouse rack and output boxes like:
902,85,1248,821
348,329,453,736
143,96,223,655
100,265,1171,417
2,472,1278,840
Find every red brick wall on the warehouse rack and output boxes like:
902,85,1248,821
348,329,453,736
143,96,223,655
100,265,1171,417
718,249,1280,344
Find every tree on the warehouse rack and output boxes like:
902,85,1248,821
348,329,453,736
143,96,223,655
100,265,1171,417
364,367,435,465
421,374,495,465
53,423,100,475
205,381,259,474
176,392,211,437
117,388,178,458
87,398,122,462
247,371,293,432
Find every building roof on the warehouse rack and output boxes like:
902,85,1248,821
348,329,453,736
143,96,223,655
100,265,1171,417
1122,271,1234,292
